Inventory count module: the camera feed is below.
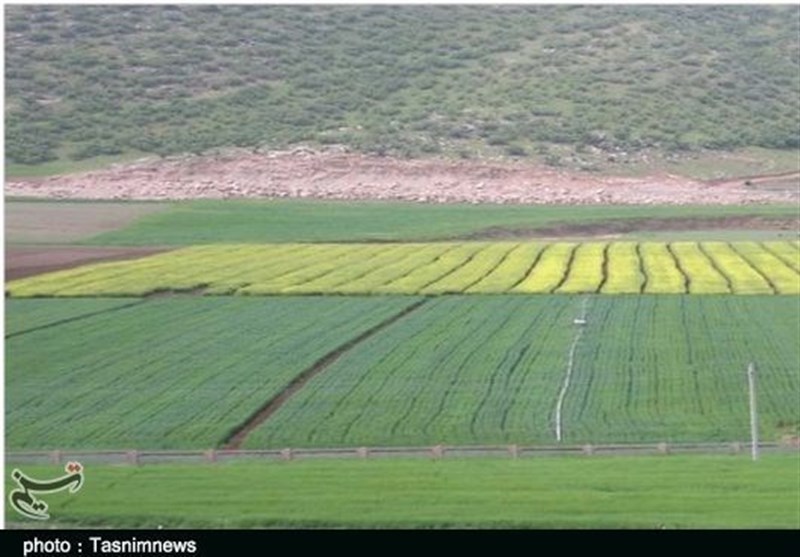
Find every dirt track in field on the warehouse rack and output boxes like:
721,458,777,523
457,215,800,240
222,298,430,450
6,246,170,281
6,148,799,205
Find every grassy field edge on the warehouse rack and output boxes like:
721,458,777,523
5,454,798,529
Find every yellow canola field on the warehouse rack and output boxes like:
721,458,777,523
669,242,730,294
640,243,686,294
465,243,545,293
701,242,773,295
7,241,798,297
555,243,606,294
602,242,644,294
731,242,800,295
511,243,577,294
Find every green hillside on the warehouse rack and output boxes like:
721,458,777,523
5,5,799,169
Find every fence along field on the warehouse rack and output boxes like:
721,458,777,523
6,241,800,297
11,294,792,451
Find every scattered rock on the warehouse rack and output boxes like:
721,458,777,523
5,150,797,205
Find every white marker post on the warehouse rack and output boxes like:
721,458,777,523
747,362,759,461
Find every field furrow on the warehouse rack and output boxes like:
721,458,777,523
240,295,798,448
6,297,421,450
5,298,139,336
511,243,578,293
670,242,730,294
702,242,774,294
761,242,800,273
7,241,799,297
332,244,452,294
420,243,517,294
373,244,484,294
641,243,686,293
601,242,644,294
732,242,800,295
555,243,606,294
278,244,411,294
239,245,380,294
465,243,545,293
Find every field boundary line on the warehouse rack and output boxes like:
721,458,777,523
465,243,521,292
416,246,484,292
697,242,734,293
553,297,589,442
8,442,795,465
635,243,648,294
509,244,548,290
459,243,519,293
666,243,691,294
759,242,800,273
728,243,778,294
596,243,610,293
5,299,146,339
374,244,461,290
549,243,580,293
221,298,431,450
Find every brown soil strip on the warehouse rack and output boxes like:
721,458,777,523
5,246,172,281
457,215,800,241
221,298,430,450
143,285,209,298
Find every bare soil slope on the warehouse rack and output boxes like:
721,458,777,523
5,202,171,280
7,149,798,205
6,246,169,281
5,201,167,244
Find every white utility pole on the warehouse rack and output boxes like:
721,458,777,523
747,362,759,461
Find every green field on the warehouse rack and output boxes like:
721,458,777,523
6,455,798,528
5,199,797,247
6,297,419,450
8,240,799,297
4,298,138,336
248,296,799,447
5,3,800,531
7,296,798,450
80,200,799,245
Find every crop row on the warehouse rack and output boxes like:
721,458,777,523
247,295,800,447
7,296,798,449
6,296,420,450
7,241,799,297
